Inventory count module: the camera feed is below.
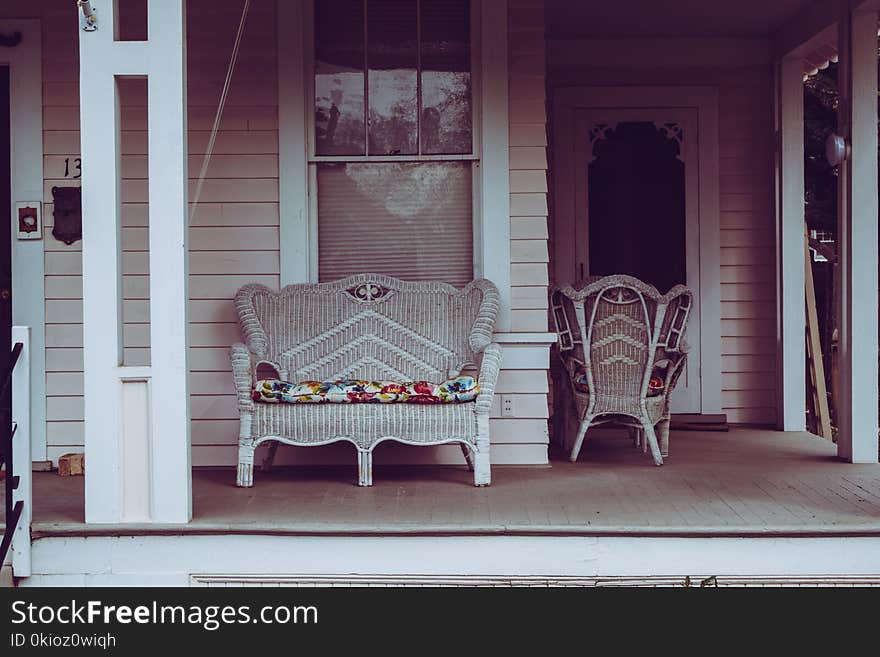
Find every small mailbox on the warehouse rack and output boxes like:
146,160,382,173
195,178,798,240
52,186,82,245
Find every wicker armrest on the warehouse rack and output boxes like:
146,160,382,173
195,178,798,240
230,342,256,413
652,348,687,395
475,342,503,415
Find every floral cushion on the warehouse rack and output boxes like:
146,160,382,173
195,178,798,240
253,376,479,405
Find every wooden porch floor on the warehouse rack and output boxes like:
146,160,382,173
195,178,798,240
19,429,880,537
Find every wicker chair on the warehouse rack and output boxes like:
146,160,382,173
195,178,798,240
551,275,693,465
230,274,502,487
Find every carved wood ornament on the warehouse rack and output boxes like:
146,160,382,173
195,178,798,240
0,32,22,48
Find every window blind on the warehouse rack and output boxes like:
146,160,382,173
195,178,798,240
317,162,473,286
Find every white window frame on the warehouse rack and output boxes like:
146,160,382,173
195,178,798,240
278,0,510,330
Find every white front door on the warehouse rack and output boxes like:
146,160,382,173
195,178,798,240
554,86,722,417
557,102,708,413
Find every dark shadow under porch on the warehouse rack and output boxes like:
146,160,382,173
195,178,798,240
18,429,880,537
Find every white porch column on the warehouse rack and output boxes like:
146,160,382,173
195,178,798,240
79,0,191,522
836,5,879,462
147,0,191,522
774,56,807,432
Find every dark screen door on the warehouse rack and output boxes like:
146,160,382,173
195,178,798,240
587,121,686,294
1,65,11,420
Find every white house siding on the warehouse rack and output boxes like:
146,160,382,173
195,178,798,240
547,51,778,426
12,0,551,467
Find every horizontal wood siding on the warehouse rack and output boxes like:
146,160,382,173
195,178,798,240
717,70,776,425
504,0,551,462
21,0,552,466
548,59,777,426
509,0,550,336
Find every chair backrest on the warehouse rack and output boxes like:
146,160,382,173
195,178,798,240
551,274,693,404
234,274,499,383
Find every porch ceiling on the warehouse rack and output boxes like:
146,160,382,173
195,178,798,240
546,0,814,38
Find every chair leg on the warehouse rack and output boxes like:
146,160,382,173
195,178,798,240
569,415,593,462
358,451,374,487
236,443,255,487
641,419,664,466
460,443,475,471
628,427,642,449
657,419,670,458
262,441,279,472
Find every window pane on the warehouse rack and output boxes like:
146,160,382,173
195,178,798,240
421,0,472,154
315,0,366,155
318,162,473,285
368,0,418,155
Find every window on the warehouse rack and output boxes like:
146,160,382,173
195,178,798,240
310,0,476,285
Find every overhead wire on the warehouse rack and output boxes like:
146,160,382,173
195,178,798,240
190,0,252,223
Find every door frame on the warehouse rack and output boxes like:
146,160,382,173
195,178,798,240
552,85,722,416
1,19,45,460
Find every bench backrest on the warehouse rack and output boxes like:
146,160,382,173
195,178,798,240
551,274,693,400
235,274,500,383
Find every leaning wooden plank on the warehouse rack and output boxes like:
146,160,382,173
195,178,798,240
805,229,832,439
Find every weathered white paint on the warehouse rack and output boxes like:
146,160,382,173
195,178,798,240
11,326,31,576
2,19,46,462
553,86,722,415
774,56,806,432
79,0,191,522
836,6,879,463
20,534,880,587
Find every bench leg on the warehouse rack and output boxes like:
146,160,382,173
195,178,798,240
473,448,490,486
460,443,475,471
358,451,373,487
237,443,255,487
262,441,279,472
474,415,491,486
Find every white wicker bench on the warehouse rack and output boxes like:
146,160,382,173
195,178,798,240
230,274,502,487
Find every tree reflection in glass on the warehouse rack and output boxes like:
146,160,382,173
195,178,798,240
421,0,471,154
315,0,366,155
368,0,419,155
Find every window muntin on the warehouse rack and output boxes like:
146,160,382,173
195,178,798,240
313,0,473,158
